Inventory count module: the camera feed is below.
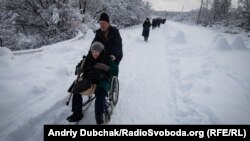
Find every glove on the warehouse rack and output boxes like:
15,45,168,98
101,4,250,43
94,63,110,72
75,67,83,75
82,55,87,59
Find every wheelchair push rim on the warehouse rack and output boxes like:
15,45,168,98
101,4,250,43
110,76,119,106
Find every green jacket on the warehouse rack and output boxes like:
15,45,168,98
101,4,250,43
97,59,118,91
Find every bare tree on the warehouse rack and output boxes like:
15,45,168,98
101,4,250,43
197,0,204,24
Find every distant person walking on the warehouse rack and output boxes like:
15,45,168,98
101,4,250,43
142,18,151,42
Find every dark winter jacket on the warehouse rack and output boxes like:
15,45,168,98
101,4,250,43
142,20,151,37
76,51,118,91
92,26,123,65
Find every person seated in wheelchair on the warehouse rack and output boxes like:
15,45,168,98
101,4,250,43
67,42,118,124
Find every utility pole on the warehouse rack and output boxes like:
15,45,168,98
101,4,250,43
197,0,204,24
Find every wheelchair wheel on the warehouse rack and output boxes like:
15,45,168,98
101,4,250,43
102,76,119,124
110,76,119,106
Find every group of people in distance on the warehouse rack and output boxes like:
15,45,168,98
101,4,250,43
142,17,166,42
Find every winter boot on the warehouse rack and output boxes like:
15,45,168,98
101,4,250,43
104,112,111,124
96,113,104,125
67,112,83,122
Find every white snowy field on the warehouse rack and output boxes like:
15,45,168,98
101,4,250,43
0,21,250,140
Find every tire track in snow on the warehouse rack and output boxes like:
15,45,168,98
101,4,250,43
206,53,250,92
112,33,160,123
162,23,220,124
112,25,182,124
1,98,71,141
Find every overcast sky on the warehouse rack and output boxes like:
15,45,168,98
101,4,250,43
143,0,238,12
143,0,201,11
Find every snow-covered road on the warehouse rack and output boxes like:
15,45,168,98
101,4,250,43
0,21,250,141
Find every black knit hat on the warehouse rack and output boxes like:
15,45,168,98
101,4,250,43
99,13,109,23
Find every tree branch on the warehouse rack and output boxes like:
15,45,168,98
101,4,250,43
25,0,49,27
15,23,49,37
93,6,109,19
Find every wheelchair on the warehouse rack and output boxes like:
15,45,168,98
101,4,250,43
66,56,119,124
77,75,119,124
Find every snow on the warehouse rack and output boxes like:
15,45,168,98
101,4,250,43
212,37,231,51
84,29,95,40
230,35,248,50
172,30,186,44
52,8,60,24
0,21,250,140
0,47,13,57
0,47,15,68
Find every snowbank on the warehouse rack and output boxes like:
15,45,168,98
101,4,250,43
212,34,223,43
84,29,95,40
211,37,231,51
230,35,248,50
0,47,13,57
171,31,186,44
0,47,15,68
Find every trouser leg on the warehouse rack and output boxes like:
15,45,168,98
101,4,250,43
95,88,107,124
71,79,91,113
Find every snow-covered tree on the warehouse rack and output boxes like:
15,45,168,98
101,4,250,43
0,0,83,50
0,0,152,50
83,0,152,28
237,0,250,30
197,0,213,26
211,0,231,23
